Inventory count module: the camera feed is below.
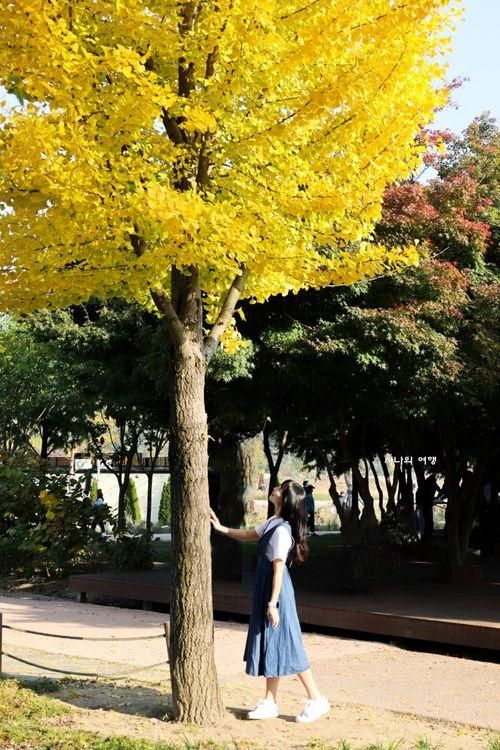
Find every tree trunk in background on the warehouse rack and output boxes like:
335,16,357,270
351,475,360,521
444,460,462,567
262,419,288,518
117,439,136,532
379,453,399,512
168,336,223,723
209,435,247,581
369,457,385,518
458,468,483,561
445,461,484,568
316,449,359,544
146,469,154,534
40,420,50,463
338,433,377,538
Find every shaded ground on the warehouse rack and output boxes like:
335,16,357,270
1,594,499,749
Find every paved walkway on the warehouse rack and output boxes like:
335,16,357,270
1,593,499,735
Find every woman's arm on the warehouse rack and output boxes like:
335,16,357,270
209,508,259,542
267,559,285,629
269,559,285,604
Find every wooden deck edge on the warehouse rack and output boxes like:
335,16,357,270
68,574,499,651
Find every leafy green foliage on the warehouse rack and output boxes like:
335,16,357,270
158,479,171,526
107,533,154,572
0,458,96,577
0,312,91,458
125,477,141,524
0,679,207,749
90,478,99,502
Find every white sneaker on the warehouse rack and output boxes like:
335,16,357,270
247,697,279,720
295,695,330,723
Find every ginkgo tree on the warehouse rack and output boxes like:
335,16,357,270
0,0,456,724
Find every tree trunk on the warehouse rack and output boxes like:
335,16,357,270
262,420,288,517
379,453,398,512
116,477,126,531
209,435,246,581
117,444,136,532
369,457,384,518
458,468,483,561
40,420,50,466
444,459,463,566
151,260,247,724
146,470,154,534
168,337,223,724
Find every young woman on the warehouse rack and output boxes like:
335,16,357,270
209,479,330,723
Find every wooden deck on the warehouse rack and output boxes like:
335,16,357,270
68,566,500,651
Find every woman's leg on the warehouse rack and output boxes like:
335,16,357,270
297,668,321,700
265,677,280,702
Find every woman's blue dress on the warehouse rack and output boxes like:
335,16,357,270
243,519,310,677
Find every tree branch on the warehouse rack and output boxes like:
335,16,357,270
203,266,249,363
150,287,186,351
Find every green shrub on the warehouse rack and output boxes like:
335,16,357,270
0,456,97,577
158,478,171,525
379,510,419,547
90,478,99,502
125,476,141,523
108,532,153,571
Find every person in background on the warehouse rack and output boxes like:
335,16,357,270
305,484,317,536
91,489,107,533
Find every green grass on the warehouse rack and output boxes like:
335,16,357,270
306,741,451,750
2,679,496,750
0,678,236,750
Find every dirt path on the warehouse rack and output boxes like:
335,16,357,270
1,594,499,749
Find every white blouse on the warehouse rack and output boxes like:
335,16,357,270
255,516,294,562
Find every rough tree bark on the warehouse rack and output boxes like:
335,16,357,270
151,264,248,724
168,341,221,722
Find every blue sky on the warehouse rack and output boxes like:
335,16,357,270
433,0,500,135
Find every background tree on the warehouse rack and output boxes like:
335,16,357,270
0,0,455,724
206,343,262,576
125,476,142,525
137,423,170,534
0,313,90,461
234,115,499,566
158,479,171,527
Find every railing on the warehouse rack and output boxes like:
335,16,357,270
0,613,170,680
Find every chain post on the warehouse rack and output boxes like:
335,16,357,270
163,621,171,663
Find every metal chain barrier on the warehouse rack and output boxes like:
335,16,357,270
0,612,171,680
2,624,166,642
2,651,167,680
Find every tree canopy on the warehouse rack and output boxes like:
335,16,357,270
1,0,455,326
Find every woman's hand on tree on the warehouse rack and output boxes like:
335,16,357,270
209,508,224,533
267,606,279,629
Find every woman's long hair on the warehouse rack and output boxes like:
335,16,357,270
280,479,309,565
